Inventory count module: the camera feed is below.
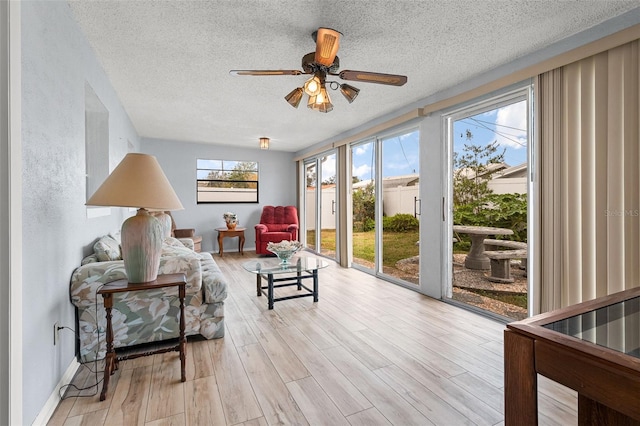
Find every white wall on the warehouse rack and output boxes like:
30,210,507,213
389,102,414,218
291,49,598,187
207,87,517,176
21,2,140,423
488,177,527,194
142,138,297,253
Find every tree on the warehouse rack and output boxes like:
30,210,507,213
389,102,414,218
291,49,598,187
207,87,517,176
322,175,336,185
205,162,257,188
453,130,505,213
352,182,375,231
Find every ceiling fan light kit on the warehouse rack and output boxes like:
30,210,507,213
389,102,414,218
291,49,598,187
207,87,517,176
303,74,322,96
231,27,407,113
339,83,360,103
285,87,304,108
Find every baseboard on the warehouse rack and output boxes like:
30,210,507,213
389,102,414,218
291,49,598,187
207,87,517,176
32,357,81,426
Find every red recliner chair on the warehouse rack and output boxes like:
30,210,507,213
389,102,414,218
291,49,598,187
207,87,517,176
255,206,299,255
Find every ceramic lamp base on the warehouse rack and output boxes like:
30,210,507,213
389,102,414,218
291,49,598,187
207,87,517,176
121,208,163,283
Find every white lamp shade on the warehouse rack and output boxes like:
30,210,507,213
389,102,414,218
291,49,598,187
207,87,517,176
86,153,183,210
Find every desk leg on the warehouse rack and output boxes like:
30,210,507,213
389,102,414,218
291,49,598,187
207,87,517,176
465,235,491,270
218,232,224,257
504,329,537,425
100,295,115,401
239,234,245,255
268,274,274,310
179,285,186,382
312,269,319,302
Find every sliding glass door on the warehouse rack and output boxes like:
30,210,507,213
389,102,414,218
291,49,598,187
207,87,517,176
446,88,531,320
303,151,337,260
350,128,420,286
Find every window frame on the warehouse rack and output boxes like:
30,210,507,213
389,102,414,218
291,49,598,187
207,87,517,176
196,158,259,204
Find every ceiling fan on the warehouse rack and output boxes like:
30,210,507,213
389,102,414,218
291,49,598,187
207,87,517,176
229,28,408,113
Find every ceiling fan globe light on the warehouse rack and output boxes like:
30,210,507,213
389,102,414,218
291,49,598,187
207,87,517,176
304,76,321,96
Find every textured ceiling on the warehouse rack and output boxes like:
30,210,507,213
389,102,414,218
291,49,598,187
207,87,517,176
67,1,639,152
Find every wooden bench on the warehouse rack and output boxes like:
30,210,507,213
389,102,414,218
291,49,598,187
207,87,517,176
484,249,527,283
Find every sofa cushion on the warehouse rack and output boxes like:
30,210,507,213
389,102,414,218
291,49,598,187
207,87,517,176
93,235,122,261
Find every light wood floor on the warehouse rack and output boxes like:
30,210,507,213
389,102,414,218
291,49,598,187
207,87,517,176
48,251,577,426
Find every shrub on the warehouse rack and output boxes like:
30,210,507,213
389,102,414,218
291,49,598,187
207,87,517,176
383,213,419,232
454,192,527,242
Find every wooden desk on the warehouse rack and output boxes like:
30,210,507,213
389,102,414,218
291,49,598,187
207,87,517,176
216,227,245,257
97,273,187,401
505,287,640,425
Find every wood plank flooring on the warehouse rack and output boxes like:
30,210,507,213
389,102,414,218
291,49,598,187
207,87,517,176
48,251,577,425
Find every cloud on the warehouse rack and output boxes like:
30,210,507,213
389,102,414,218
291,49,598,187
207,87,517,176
354,145,370,155
322,160,336,179
494,101,527,150
352,164,372,180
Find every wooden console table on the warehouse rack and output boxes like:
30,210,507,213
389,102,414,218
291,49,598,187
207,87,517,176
505,286,640,425
97,273,187,401
215,227,245,257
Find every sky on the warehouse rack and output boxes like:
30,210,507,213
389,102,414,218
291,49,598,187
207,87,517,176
349,99,528,182
453,100,528,168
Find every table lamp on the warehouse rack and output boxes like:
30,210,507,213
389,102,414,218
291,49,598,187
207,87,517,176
86,153,184,283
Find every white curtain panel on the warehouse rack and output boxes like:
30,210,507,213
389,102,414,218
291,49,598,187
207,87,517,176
537,40,640,313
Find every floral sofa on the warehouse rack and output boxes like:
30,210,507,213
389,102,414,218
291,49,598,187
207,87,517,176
70,234,227,362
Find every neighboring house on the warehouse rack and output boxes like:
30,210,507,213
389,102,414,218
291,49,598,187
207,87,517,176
488,163,528,195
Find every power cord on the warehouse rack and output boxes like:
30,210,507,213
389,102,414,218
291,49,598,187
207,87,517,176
59,283,106,400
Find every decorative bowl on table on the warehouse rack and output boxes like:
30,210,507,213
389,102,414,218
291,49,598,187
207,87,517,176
267,240,303,265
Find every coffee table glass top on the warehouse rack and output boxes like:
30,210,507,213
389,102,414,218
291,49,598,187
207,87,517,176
242,256,329,275
543,295,640,358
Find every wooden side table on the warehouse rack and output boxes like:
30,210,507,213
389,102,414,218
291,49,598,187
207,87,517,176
97,273,187,401
215,227,245,257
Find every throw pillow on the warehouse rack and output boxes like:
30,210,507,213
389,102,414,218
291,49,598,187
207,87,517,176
93,235,122,261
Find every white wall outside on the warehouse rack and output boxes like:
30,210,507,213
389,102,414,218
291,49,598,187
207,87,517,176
488,177,527,194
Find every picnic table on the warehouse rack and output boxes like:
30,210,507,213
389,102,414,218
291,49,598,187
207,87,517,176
452,225,514,270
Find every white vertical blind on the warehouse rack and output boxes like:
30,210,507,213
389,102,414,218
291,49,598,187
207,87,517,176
538,40,640,312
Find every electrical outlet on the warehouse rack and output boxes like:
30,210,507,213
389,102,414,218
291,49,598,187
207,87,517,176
53,322,59,345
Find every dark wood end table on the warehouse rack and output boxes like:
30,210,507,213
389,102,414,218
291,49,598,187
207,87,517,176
216,227,246,257
505,286,640,425
97,273,187,401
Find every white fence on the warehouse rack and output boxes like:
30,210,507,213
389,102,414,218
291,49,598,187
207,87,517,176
306,185,419,230
306,178,526,230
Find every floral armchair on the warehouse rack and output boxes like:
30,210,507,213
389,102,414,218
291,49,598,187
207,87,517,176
255,205,299,255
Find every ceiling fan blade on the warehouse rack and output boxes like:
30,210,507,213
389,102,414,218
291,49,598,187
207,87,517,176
338,70,407,86
314,28,342,67
230,70,303,76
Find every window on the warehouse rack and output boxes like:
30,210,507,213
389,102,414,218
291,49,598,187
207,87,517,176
197,159,259,203
85,83,110,218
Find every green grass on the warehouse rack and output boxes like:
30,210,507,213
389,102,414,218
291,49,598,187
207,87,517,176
309,229,419,268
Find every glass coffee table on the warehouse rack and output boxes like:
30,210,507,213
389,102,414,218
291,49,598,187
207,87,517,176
242,256,329,309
